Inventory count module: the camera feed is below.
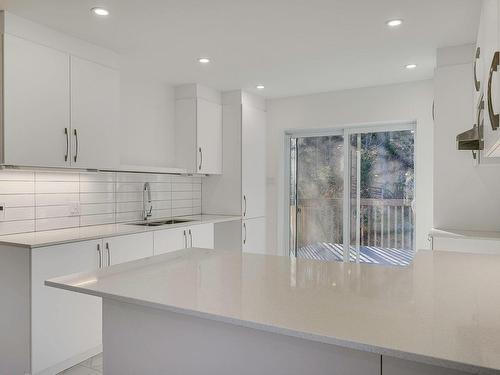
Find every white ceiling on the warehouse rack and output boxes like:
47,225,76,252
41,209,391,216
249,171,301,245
0,0,481,98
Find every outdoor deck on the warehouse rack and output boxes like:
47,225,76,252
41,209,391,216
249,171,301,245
297,242,414,266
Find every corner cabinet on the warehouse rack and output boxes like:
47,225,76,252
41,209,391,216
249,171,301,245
175,84,222,174
0,33,120,169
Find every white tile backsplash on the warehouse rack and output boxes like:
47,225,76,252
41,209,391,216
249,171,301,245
0,170,203,235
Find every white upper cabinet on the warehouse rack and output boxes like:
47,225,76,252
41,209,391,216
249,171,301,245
175,84,222,174
3,34,71,167
70,56,120,169
197,99,223,174
242,98,267,219
0,12,121,169
479,0,500,156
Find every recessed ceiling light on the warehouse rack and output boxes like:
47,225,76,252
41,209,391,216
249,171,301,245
386,19,403,27
405,64,417,70
256,84,265,90
91,7,109,16
198,57,211,64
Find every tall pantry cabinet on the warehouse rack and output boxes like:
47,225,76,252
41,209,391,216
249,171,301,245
202,91,267,254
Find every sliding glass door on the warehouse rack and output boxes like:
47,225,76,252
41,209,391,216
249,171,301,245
290,134,345,261
288,126,415,266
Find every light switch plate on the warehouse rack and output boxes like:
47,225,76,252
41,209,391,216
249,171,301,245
69,202,80,216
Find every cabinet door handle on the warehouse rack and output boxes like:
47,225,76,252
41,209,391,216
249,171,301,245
243,195,247,217
243,223,247,245
73,128,79,162
183,230,187,248
64,128,69,162
97,244,102,268
188,229,193,248
474,46,481,92
487,51,499,130
105,242,111,266
198,147,203,171
477,96,485,128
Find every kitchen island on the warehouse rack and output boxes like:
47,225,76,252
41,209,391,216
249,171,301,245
46,248,500,375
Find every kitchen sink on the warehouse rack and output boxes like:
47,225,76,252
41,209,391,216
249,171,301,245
128,219,193,227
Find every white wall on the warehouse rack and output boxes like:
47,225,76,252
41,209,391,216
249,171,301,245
266,80,434,254
120,67,176,167
433,45,500,232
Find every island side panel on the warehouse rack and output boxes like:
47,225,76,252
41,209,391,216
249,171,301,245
103,299,380,375
382,356,475,375
0,244,31,375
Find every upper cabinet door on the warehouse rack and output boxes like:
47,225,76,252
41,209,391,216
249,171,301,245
482,0,500,154
3,34,70,167
70,56,120,169
242,105,266,219
196,99,222,174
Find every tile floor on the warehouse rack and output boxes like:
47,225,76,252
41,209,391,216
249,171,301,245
58,353,102,374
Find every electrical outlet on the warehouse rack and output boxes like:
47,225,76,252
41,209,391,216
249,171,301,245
0,203,5,221
69,202,80,216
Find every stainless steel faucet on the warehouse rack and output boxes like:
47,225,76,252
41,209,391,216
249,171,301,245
143,182,153,220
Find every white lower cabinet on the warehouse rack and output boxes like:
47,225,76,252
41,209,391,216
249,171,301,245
190,223,214,248
31,240,102,374
154,223,214,255
242,217,266,254
31,232,154,374
103,232,154,266
154,227,188,255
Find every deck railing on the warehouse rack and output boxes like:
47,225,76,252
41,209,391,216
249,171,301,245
293,198,414,251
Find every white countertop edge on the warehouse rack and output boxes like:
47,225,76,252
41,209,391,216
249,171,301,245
429,228,500,242
0,215,242,249
45,278,497,375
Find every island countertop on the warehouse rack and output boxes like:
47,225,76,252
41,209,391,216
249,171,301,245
46,248,500,374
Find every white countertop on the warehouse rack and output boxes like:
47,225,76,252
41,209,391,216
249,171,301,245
430,228,500,241
47,249,500,374
0,215,241,248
